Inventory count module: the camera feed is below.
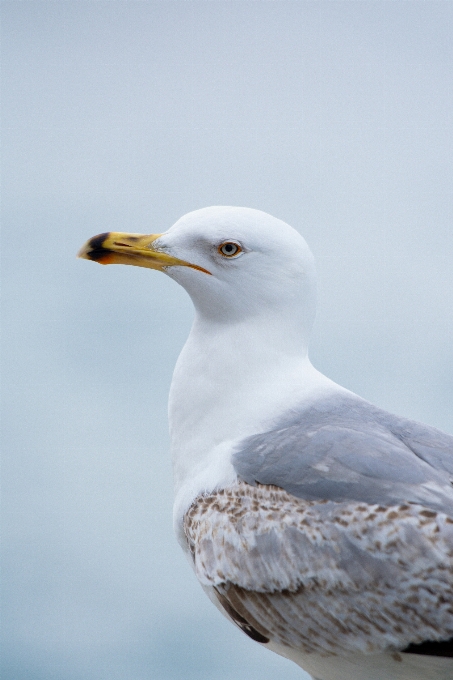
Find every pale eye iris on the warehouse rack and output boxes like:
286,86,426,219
218,242,241,257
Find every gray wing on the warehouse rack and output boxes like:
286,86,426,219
233,395,453,513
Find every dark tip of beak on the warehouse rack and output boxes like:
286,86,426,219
86,232,111,261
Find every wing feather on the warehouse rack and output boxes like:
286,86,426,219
184,482,453,655
233,395,453,513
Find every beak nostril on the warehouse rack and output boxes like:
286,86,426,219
113,242,133,247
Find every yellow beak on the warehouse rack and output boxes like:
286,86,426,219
77,232,211,275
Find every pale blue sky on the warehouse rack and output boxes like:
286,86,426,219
2,2,452,679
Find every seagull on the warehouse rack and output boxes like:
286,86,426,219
78,206,453,680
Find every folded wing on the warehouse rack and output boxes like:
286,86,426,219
233,395,453,513
184,482,453,655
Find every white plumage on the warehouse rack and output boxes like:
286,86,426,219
79,206,453,680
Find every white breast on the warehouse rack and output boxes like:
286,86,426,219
169,313,344,546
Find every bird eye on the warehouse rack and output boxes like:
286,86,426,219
218,241,242,258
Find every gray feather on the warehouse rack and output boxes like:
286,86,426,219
232,395,453,513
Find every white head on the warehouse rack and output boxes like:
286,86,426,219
160,207,317,356
79,205,317,352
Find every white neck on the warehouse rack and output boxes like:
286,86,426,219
168,312,339,544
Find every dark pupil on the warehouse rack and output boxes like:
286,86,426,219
224,244,235,253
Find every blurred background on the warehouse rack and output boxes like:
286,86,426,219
1,2,452,679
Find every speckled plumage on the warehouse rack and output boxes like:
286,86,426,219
184,482,453,656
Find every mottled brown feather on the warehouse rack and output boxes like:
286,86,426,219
184,482,453,656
